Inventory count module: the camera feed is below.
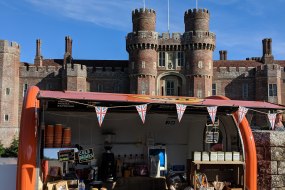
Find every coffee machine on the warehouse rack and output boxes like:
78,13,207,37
100,133,116,182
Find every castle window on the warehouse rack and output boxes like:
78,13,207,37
209,61,212,70
177,52,184,66
159,52,166,66
166,80,175,96
4,114,9,122
23,84,28,97
131,62,134,70
198,61,203,69
212,84,216,95
97,84,103,92
242,83,249,99
197,90,202,98
5,88,10,95
142,61,145,68
142,90,145,95
269,84,277,96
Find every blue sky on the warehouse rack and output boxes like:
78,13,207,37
1,0,285,63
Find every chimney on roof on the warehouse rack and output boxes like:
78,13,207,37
34,39,43,66
64,36,73,65
262,38,274,64
219,50,227,60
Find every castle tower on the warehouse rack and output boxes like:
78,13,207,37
0,40,20,146
262,38,274,64
34,39,43,66
183,9,216,98
126,8,158,95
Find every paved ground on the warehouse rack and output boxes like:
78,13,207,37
0,158,17,190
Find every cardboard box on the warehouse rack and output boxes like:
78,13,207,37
233,152,240,161
193,151,201,161
210,152,218,161
217,151,224,161
225,152,232,161
202,152,209,161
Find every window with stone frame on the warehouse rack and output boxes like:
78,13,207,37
268,84,277,96
177,51,184,66
212,83,216,95
159,52,166,66
4,114,9,122
242,83,249,99
5,88,10,95
97,84,103,92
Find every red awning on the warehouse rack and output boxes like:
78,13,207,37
37,90,285,110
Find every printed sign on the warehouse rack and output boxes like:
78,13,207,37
78,148,95,163
58,149,75,161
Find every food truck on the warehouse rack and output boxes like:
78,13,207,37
16,86,285,190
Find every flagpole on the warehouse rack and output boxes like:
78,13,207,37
196,0,198,9
143,0,145,10
168,0,170,33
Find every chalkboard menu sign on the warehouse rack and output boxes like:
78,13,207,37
58,149,75,161
78,148,94,163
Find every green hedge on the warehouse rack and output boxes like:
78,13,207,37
0,137,18,157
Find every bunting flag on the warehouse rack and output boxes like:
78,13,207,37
176,104,187,122
136,104,147,124
238,106,249,124
95,106,108,127
268,113,277,130
207,106,218,124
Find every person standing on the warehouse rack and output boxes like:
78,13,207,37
274,113,285,131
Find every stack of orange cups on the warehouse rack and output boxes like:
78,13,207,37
62,127,71,147
54,124,63,148
45,125,54,148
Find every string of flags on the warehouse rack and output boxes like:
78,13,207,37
56,97,282,128
93,103,280,128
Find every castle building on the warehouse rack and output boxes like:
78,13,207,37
0,7,284,145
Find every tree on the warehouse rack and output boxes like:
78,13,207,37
2,137,19,157
0,141,4,157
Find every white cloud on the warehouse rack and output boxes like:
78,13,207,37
25,0,140,31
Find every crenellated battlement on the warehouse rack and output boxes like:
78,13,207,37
158,33,182,40
132,8,156,17
184,8,209,19
126,31,158,52
213,66,256,78
0,40,20,54
66,64,87,77
183,31,215,40
19,65,62,78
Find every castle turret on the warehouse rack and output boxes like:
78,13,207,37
126,8,158,95
262,38,274,64
0,40,20,146
34,39,43,66
183,9,216,97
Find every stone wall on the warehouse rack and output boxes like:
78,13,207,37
253,131,285,189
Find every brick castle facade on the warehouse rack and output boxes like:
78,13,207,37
0,7,284,145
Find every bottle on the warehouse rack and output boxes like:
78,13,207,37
78,180,85,190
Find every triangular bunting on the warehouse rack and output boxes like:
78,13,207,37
268,113,277,130
176,104,187,122
136,104,147,124
238,106,249,124
207,106,218,124
95,106,108,127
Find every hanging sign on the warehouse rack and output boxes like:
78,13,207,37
78,148,95,163
176,104,187,122
95,106,108,127
136,104,147,124
57,149,75,162
268,113,276,130
238,106,249,124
